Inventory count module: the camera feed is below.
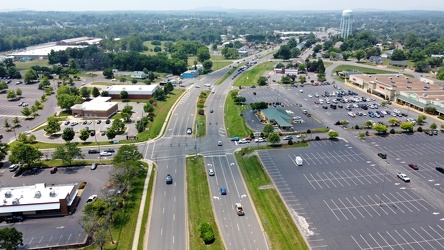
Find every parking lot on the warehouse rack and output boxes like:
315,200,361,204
0,164,112,249
257,138,444,249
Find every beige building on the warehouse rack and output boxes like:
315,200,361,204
348,74,444,116
71,96,118,118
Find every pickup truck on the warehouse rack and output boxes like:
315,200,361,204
235,203,245,216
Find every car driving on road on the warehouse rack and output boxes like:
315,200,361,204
166,174,173,184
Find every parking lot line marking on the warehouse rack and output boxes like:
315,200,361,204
377,232,395,250
395,192,420,212
316,152,330,164
353,196,374,217
366,195,389,215
402,191,433,210
385,231,406,250
361,168,381,183
304,174,317,190
310,173,324,189
329,199,349,220
346,197,365,218
328,172,343,187
323,200,342,221
402,229,427,250
342,170,359,185
338,197,357,219
338,150,354,162
353,169,373,184
336,171,352,186
27,237,34,247
326,151,341,163
369,233,385,249
394,229,416,250
351,235,365,250
66,234,72,245
421,227,444,249
311,152,324,164
380,194,400,214
348,170,366,185
57,234,63,246
46,235,53,247
316,173,330,188
385,193,407,213
359,234,375,249
410,228,436,250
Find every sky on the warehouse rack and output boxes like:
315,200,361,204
2,0,444,11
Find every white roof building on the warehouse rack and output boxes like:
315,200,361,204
0,183,78,215
107,84,159,96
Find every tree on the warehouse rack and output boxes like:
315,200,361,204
80,87,90,99
24,69,38,84
62,127,75,141
12,116,20,127
112,119,125,132
198,222,215,244
6,90,16,100
4,118,10,130
268,132,280,145
44,116,61,135
106,128,117,140
202,60,213,72
417,115,426,125
388,118,399,126
8,143,43,169
0,227,23,250
121,105,133,122
0,142,9,162
400,121,414,132
391,49,406,60
257,76,267,86
197,47,211,63
18,132,27,143
281,76,292,84
144,102,154,113
364,120,373,128
21,107,32,118
153,88,165,101
328,130,339,139
52,142,84,165
354,49,366,62
79,129,90,142
120,90,129,100
57,94,82,111
372,123,387,134
0,81,8,92
113,144,143,164
103,68,113,79
250,102,268,110
16,87,22,96
28,134,36,143
430,123,437,130
92,87,100,98
263,124,274,136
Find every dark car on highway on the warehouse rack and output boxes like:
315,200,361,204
166,174,173,184
88,149,100,154
104,148,115,153
50,167,58,174
4,215,24,223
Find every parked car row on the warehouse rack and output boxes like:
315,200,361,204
65,119,111,126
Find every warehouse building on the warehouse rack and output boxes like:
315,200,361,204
71,96,118,118
0,183,79,217
106,84,159,100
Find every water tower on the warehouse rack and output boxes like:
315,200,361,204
340,9,353,38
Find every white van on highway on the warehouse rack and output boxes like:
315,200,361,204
295,156,303,166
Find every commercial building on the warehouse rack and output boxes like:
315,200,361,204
340,9,353,38
106,84,159,100
71,96,118,118
56,37,102,45
0,183,79,217
8,45,84,60
131,71,148,79
260,108,293,129
348,74,444,116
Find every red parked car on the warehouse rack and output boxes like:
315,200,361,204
408,164,419,170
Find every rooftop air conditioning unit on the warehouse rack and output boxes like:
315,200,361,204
35,191,42,198
50,191,56,197
5,191,12,198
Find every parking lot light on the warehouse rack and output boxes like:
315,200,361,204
378,161,389,207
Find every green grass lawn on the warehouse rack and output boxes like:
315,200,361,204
234,149,309,250
186,156,224,250
137,165,155,250
233,61,274,86
15,60,50,71
212,61,232,71
224,90,253,138
332,65,401,75
142,41,166,56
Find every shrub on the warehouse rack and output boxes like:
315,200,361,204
288,139,293,145
417,127,423,132
358,132,365,138
306,129,311,134
355,125,360,129
198,109,204,115
390,129,395,134
315,136,320,140
198,222,215,244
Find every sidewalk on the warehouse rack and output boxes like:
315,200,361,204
132,159,154,250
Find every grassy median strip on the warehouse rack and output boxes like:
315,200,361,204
186,156,224,250
137,165,156,250
235,149,309,250
215,66,237,85
233,61,273,86
196,90,210,138
224,90,253,138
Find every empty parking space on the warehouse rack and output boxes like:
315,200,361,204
352,225,444,250
256,138,444,250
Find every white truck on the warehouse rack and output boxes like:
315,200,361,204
295,156,303,166
235,203,245,216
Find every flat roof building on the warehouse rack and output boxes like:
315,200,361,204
71,96,118,118
348,74,444,116
106,84,159,100
0,183,78,217
8,45,84,60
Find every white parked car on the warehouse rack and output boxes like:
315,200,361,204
238,139,248,144
307,94,313,98
397,173,410,182
100,152,112,156
348,112,356,117
86,195,98,203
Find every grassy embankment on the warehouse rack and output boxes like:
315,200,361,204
186,156,224,250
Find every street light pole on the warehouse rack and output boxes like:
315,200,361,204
93,122,101,163
379,161,389,206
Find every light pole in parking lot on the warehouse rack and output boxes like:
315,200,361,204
93,122,101,163
378,161,389,206
310,107,315,140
